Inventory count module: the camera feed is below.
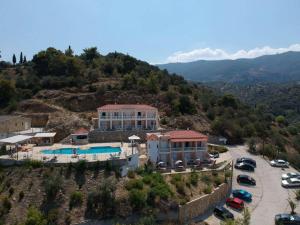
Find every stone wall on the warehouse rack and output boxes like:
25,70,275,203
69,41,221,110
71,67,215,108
89,129,160,143
178,182,232,224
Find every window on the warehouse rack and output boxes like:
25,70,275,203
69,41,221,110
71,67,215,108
137,121,142,125
137,112,141,116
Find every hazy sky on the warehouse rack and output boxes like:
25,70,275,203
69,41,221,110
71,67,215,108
1,0,300,63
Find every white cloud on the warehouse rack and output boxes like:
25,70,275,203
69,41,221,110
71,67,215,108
165,44,300,63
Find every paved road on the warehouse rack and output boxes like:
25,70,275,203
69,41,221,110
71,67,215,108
207,145,300,225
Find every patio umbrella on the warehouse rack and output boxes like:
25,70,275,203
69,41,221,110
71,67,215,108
128,135,140,155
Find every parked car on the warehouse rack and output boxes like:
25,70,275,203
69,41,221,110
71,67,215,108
213,206,234,220
275,214,300,225
237,174,256,185
281,178,300,188
236,157,256,167
209,151,220,158
281,172,300,180
226,197,244,210
232,189,252,202
270,159,289,168
174,160,185,171
157,161,167,171
234,162,255,172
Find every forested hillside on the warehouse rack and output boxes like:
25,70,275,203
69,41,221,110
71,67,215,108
159,51,300,83
0,47,299,166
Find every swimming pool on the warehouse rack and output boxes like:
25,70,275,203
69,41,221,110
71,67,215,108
41,146,121,155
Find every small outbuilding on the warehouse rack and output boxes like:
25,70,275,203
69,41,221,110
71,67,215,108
33,132,56,146
71,128,89,145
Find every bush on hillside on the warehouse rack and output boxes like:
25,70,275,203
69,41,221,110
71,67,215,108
69,191,83,209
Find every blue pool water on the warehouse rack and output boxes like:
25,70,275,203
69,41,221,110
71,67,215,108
41,146,121,155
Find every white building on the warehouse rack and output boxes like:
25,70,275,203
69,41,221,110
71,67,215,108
97,104,159,131
146,130,208,167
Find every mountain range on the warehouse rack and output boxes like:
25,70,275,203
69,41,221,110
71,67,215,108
158,51,300,84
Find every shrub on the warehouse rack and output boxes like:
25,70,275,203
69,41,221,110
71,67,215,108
189,172,199,186
125,179,144,190
149,183,172,201
24,207,47,225
203,185,212,195
129,189,147,209
213,176,222,187
171,174,182,185
137,216,156,225
295,190,300,201
127,170,135,179
175,181,185,195
8,187,14,197
201,174,212,185
47,208,59,225
2,197,11,214
24,160,43,168
44,174,62,200
69,191,83,209
75,160,86,172
19,191,24,201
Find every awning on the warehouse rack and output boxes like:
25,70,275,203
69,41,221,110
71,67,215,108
34,132,56,138
128,135,140,140
170,138,208,142
0,135,32,144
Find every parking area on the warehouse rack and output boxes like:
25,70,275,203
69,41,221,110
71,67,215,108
206,145,300,225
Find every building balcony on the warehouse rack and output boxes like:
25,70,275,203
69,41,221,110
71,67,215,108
99,115,157,120
159,147,206,153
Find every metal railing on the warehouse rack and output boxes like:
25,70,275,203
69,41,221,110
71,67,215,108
99,115,157,119
159,147,207,152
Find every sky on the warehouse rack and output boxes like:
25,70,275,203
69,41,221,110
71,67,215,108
1,0,300,64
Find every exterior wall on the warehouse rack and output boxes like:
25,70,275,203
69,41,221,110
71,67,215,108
147,138,208,167
0,116,31,138
148,140,159,163
178,182,232,224
72,134,88,145
98,108,158,131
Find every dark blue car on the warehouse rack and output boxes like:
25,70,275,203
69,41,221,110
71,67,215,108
232,189,252,202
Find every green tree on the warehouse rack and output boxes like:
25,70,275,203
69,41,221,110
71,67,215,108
12,53,16,65
81,47,100,63
248,138,257,154
0,79,16,107
23,55,27,63
275,115,285,125
65,45,74,56
19,52,23,64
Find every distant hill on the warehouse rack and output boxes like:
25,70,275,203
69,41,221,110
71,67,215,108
158,51,300,83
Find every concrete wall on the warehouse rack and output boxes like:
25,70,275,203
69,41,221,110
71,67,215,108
0,116,31,138
89,129,159,143
178,182,232,224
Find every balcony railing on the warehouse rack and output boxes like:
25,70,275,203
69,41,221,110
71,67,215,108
100,115,157,120
159,147,206,152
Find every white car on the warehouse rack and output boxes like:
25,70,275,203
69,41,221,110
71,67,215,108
270,159,289,168
281,172,300,180
282,178,300,188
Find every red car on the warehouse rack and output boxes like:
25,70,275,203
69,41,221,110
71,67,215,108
226,197,244,210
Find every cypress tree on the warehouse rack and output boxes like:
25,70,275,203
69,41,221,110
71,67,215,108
12,54,16,65
23,56,27,63
19,52,23,64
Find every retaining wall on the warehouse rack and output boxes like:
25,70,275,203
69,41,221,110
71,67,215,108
178,181,231,224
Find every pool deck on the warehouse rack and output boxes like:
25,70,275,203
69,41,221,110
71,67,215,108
11,142,137,163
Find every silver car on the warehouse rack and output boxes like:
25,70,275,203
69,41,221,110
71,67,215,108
270,159,289,168
281,172,300,180
282,178,300,188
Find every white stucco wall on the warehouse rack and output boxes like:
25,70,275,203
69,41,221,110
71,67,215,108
147,140,159,164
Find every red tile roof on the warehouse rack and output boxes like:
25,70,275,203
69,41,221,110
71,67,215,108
98,104,157,111
72,128,89,135
165,130,208,142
